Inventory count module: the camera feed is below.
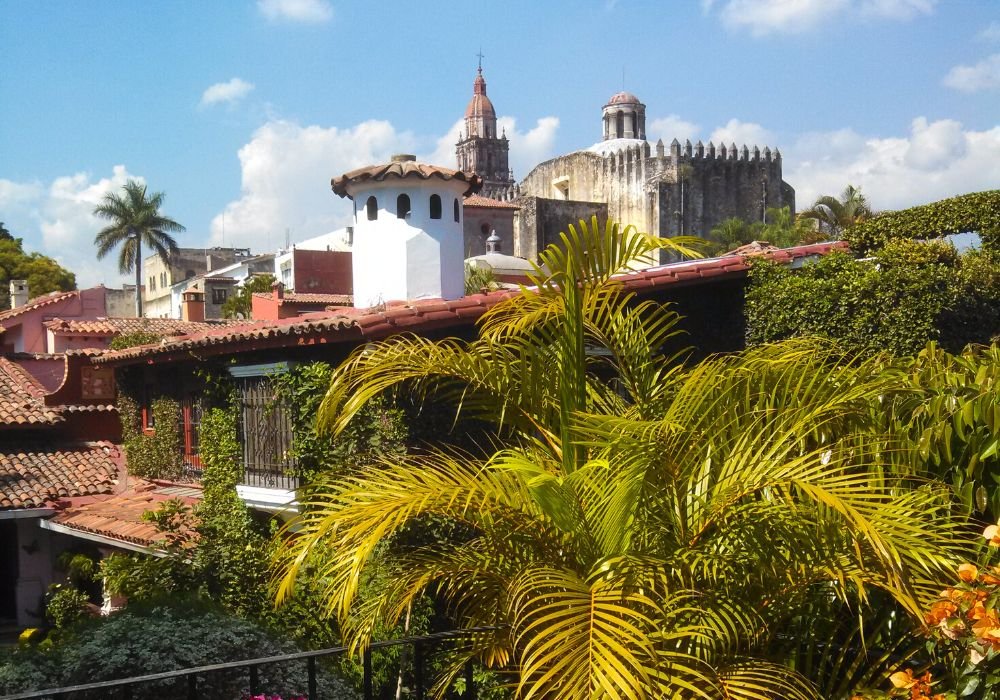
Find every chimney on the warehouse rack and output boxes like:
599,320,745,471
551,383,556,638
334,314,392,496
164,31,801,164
272,280,284,301
9,280,28,309
181,288,205,322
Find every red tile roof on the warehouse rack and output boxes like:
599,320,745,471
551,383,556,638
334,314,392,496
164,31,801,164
44,317,244,337
464,195,519,210
0,290,78,322
93,242,847,367
0,357,63,427
0,442,119,510
50,481,201,548
252,292,353,306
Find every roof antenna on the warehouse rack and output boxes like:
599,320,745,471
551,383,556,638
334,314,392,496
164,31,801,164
622,66,625,91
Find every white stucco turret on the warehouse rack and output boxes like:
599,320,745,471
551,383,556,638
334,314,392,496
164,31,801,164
332,155,482,308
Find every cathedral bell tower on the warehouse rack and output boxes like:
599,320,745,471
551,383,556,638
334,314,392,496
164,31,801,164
456,63,514,198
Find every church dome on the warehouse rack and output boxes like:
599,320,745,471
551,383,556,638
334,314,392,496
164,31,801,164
606,91,642,106
465,68,496,119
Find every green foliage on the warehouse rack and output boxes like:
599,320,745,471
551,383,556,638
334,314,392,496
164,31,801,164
799,184,873,237
0,603,359,699
43,585,89,630
846,189,1000,253
0,233,76,309
109,328,164,350
746,242,1000,356
197,406,274,617
277,219,970,700
708,206,821,253
222,273,277,319
272,363,407,483
118,393,184,480
464,264,500,295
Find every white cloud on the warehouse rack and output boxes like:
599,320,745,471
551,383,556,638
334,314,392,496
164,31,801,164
709,118,776,147
425,115,560,181
214,113,561,253
200,78,255,107
943,53,1000,93
786,117,1000,211
0,166,143,287
706,0,934,36
857,0,936,19
980,22,1000,42
648,115,702,144
257,0,333,23
210,119,418,252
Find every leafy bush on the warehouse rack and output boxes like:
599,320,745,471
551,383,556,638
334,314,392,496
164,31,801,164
118,395,184,480
0,603,359,700
746,242,1000,356
846,189,1000,253
109,329,164,351
43,585,89,629
272,363,407,483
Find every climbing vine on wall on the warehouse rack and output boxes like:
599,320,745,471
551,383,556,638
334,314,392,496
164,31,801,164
845,189,1000,253
117,388,183,481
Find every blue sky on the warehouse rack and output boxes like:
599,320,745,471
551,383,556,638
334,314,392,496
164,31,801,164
1,0,998,286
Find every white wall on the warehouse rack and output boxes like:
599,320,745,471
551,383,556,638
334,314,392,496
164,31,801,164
349,180,467,308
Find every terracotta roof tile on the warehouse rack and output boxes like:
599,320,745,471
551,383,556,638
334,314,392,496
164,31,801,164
252,292,353,307
44,317,244,337
464,195,519,210
332,158,481,199
0,442,118,510
0,290,78,322
0,357,63,427
51,482,201,548
93,242,847,366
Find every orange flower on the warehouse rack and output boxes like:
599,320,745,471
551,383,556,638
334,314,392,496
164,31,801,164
973,609,1000,649
968,600,988,621
890,669,917,689
925,600,958,625
983,523,1000,546
958,562,979,582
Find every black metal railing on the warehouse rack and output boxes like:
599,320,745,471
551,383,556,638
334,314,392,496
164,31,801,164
0,627,502,700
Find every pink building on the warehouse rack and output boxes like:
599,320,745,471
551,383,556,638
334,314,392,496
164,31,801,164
0,286,128,354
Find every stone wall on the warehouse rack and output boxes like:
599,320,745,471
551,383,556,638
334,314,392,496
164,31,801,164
463,206,516,257
516,139,794,259
514,196,608,260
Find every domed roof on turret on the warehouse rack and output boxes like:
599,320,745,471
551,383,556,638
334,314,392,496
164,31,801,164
605,91,643,107
465,67,496,120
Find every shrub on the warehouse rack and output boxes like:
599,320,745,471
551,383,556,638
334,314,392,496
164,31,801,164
746,242,1000,356
0,603,359,700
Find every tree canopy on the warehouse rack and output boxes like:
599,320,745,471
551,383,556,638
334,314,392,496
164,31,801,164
0,222,76,309
221,273,276,319
93,180,184,316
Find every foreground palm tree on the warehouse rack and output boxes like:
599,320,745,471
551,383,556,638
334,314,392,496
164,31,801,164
93,179,184,316
275,219,965,699
799,184,873,237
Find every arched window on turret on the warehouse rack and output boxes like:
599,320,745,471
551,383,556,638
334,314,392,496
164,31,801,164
616,111,624,139
366,196,377,221
397,193,411,219
453,198,460,222
429,194,442,219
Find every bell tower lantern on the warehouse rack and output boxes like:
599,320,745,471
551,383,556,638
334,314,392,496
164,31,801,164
455,61,515,199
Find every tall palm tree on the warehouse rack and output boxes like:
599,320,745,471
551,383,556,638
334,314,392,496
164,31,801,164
93,179,184,316
275,219,966,699
799,184,873,237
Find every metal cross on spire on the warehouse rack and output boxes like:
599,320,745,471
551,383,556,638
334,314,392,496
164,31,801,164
476,48,485,72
